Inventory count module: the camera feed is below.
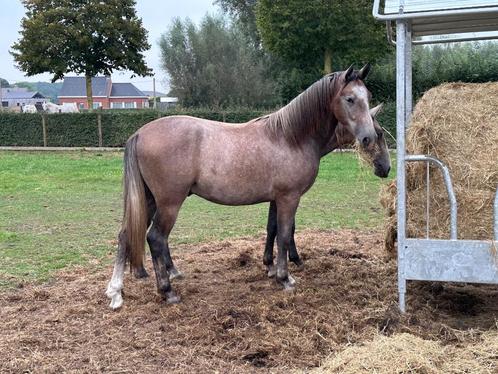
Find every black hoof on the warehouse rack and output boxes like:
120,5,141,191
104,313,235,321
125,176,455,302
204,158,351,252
291,259,304,271
134,267,149,279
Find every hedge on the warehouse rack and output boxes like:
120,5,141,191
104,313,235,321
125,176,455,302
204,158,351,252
0,108,268,147
0,113,45,147
0,105,396,147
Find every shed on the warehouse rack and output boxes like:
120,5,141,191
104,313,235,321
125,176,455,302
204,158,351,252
373,0,498,312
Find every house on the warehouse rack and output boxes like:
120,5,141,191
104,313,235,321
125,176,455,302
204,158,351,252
1,88,48,109
58,76,148,109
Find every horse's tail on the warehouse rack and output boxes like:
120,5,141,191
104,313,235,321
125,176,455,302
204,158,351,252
122,134,147,269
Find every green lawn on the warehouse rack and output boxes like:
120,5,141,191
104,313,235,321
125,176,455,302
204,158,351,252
0,151,394,287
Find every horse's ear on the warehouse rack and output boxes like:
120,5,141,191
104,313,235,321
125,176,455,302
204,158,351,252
345,64,354,82
370,103,384,118
359,63,371,80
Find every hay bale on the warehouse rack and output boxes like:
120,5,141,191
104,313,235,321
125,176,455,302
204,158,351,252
382,82,498,254
312,331,498,374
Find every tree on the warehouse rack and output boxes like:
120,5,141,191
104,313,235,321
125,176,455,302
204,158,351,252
215,0,260,46
255,0,391,99
11,0,151,109
0,78,10,88
159,14,276,107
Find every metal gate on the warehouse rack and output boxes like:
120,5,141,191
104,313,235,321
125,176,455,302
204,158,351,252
372,0,498,312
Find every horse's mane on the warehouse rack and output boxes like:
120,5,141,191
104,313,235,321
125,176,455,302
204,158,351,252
265,72,346,146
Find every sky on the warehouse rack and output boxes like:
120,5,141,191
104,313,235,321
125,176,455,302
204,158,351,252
0,0,217,93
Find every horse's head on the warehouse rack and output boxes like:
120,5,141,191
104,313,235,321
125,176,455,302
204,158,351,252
335,103,391,178
368,104,391,178
332,64,377,152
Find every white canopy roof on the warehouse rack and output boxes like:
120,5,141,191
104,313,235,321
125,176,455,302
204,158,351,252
373,0,498,43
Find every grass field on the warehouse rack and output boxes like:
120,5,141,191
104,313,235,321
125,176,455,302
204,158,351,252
0,151,394,287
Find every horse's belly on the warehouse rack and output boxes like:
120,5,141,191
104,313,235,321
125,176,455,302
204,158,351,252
190,179,271,206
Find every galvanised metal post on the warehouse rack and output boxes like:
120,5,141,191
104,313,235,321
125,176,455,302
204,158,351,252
396,19,408,312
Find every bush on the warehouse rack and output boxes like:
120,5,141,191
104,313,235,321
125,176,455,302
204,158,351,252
0,113,44,146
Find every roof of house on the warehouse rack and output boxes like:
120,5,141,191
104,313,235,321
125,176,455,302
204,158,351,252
59,76,111,97
1,89,45,99
142,90,168,98
58,77,146,98
110,83,147,98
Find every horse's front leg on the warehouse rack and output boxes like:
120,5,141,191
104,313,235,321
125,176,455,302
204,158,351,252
275,195,300,291
264,201,278,277
264,202,303,277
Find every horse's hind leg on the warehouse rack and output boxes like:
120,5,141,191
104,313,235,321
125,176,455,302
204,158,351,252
147,211,183,281
106,230,127,309
132,189,158,279
146,200,184,303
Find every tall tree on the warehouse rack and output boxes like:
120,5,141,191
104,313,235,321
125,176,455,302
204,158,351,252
159,14,276,107
11,0,151,109
255,0,391,99
215,0,260,46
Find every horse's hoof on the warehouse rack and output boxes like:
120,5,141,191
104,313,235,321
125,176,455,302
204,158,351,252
134,268,149,279
292,260,305,271
169,268,184,281
267,265,276,278
166,291,181,304
108,292,123,310
278,275,296,292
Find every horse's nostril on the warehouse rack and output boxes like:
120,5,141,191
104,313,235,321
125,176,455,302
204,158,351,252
362,136,371,147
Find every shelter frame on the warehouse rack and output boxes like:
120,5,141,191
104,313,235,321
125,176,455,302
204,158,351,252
373,0,498,312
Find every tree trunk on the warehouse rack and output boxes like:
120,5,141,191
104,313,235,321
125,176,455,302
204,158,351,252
85,74,94,111
324,48,332,74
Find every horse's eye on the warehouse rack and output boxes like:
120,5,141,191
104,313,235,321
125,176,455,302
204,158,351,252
346,97,354,104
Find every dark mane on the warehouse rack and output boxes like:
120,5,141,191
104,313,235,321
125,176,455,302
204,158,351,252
265,72,344,146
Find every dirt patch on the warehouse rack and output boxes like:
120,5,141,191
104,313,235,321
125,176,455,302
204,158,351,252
0,230,496,373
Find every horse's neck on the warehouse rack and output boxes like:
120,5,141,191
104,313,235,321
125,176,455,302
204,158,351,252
315,119,340,157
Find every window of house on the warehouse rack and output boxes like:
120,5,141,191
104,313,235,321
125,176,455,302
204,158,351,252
79,103,85,109
124,102,136,109
111,102,123,109
92,102,102,109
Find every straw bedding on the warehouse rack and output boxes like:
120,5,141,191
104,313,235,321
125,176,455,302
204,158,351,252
1,230,496,373
381,82,498,254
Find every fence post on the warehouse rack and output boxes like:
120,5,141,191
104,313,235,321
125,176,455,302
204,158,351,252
42,114,47,147
97,112,103,147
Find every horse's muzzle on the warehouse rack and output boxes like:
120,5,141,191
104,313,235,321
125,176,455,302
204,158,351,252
374,163,391,178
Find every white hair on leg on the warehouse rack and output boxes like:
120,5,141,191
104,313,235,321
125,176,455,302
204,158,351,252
106,258,125,309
